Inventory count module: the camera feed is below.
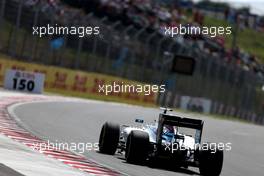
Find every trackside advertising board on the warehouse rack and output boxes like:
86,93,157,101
0,57,157,105
4,69,45,93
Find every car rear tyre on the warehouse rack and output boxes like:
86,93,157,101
99,122,120,155
125,130,149,164
198,143,224,176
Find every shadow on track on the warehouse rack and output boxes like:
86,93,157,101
116,156,200,175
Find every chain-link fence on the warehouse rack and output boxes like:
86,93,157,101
0,0,263,123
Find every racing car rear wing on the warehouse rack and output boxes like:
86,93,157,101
160,114,203,130
156,113,204,145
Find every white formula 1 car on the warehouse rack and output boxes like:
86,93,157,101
99,108,223,176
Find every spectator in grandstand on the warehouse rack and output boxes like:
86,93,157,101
25,0,39,6
193,9,204,25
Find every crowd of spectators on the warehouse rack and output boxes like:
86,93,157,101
71,0,264,77
60,0,187,32
24,0,85,24
24,0,264,78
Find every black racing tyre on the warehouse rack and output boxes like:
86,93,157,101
125,130,149,164
99,122,120,155
198,143,224,176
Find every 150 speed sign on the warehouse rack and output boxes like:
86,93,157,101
4,69,45,94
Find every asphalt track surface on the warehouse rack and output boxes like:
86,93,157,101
12,100,264,176
0,164,25,176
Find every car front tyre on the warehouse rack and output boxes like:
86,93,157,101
99,122,120,155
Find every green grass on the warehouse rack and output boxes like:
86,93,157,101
204,16,264,63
